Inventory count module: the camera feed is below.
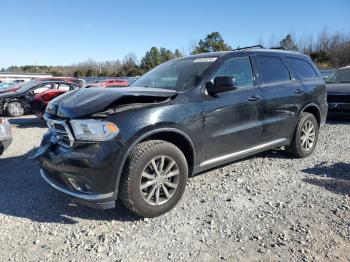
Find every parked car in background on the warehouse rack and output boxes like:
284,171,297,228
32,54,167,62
0,117,12,155
326,66,350,117
0,82,17,90
13,80,25,83
0,82,23,94
0,80,80,117
35,77,86,87
85,78,130,88
320,69,335,80
35,48,327,218
30,85,80,118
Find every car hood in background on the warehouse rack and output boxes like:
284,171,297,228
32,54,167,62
0,87,20,95
47,87,177,119
326,83,350,94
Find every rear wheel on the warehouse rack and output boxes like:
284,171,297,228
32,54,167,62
287,112,319,158
7,102,25,117
119,140,188,218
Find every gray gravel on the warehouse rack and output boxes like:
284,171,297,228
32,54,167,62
0,115,349,261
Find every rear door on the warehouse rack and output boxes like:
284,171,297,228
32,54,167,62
203,56,263,162
253,55,306,142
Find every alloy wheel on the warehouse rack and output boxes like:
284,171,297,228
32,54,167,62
139,155,180,206
301,120,316,151
9,103,24,116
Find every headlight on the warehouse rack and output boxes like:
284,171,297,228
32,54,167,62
70,119,119,141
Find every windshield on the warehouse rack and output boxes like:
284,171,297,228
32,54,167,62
131,57,217,91
15,81,38,93
326,68,350,83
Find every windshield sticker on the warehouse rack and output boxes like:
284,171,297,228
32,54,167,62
193,57,217,63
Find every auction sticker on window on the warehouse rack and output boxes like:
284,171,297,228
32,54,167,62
193,57,217,63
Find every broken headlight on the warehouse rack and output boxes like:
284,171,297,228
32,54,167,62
70,119,119,142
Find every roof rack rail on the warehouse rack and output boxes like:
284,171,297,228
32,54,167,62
233,45,264,51
270,46,286,50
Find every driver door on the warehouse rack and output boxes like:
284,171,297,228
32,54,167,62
202,56,263,164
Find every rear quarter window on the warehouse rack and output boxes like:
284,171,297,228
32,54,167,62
286,57,319,79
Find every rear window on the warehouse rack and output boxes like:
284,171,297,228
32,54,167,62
255,56,290,85
287,58,318,79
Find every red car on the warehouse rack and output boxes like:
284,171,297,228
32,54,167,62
86,79,130,88
35,77,86,87
30,84,80,118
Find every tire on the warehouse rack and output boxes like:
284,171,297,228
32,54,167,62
287,112,319,158
119,140,188,218
7,102,25,117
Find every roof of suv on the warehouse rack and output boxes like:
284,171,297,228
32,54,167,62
185,48,307,59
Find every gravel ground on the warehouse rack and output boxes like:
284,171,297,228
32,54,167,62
0,115,349,262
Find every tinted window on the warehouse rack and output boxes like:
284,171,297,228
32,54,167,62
215,56,254,88
287,58,318,79
255,56,290,85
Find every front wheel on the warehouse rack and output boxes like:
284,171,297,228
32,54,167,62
7,102,25,117
287,112,319,158
119,140,188,218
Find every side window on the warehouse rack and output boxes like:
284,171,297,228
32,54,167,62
57,83,70,91
215,56,254,88
286,58,318,79
255,56,291,85
33,83,54,94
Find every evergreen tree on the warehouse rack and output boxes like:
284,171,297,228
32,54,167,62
192,32,231,54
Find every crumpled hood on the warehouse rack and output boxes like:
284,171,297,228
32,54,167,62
0,87,18,94
0,90,18,98
47,87,177,118
326,83,350,94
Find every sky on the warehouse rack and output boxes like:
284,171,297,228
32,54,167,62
0,0,349,68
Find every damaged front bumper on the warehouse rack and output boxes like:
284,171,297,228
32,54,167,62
37,130,126,210
40,169,115,209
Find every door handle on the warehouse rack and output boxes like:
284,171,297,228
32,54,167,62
248,95,261,102
295,89,305,94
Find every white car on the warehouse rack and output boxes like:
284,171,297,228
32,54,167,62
0,118,12,155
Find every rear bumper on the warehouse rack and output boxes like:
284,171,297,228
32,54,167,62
0,122,12,155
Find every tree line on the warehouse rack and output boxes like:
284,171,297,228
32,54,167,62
2,30,349,77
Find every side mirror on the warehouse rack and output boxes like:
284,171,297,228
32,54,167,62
207,76,237,95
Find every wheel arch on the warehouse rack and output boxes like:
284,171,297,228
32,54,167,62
115,127,196,193
300,103,322,127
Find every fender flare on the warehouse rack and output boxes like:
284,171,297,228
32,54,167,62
299,102,322,125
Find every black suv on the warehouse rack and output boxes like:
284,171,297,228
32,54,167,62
35,49,327,217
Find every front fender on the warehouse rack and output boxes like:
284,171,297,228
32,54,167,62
112,124,197,195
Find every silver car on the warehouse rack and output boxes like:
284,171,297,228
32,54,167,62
0,118,12,155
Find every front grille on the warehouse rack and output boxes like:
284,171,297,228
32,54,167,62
44,116,74,148
327,94,350,103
